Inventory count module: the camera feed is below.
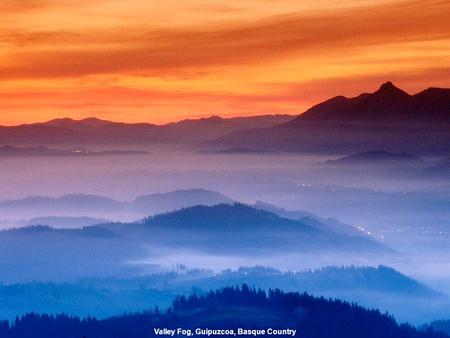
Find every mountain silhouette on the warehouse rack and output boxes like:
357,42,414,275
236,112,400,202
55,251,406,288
418,160,450,179
0,204,390,282
0,144,148,157
132,189,233,214
133,203,389,254
200,147,277,154
26,216,109,228
0,194,121,211
0,189,235,221
287,82,449,124
0,115,294,146
323,150,423,165
214,82,450,154
42,117,115,130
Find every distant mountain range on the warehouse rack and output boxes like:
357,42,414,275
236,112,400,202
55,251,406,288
25,216,109,228
0,115,294,147
0,145,148,157
103,203,389,255
0,82,447,154
0,203,390,282
0,189,375,241
0,189,233,222
133,189,234,215
251,200,370,238
323,150,423,165
418,160,450,179
2,186,449,235
200,147,277,154
214,82,450,154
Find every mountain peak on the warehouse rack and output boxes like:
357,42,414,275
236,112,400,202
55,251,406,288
43,117,112,128
209,115,223,120
78,117,112,126
379,81,396,89
375,81,409,97
287,81,433,124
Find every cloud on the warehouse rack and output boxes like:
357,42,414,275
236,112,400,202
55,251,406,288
0,65,448,125
0,0,449,124
0,0,102,13
0,0,47,13
0,0,448,79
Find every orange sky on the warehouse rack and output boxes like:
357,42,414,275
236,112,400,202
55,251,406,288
0,0,449,125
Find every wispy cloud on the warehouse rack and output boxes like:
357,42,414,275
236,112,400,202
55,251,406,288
0,0,448,123
1,0,449,79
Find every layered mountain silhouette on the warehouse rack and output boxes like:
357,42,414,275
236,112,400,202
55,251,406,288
0,144,148,157
0,82,447,153
133,189,234,215
25,216,109,228
0,204,390,282
114,203,389,254
214,82,450,154
200,147,277,154
0,115,293,146
323,150,423,165
0,189,233,222
3,187,448,235
0,266,445,324
289,81,449,124
0,189,376,240
251,200,367,238
418,160,450,179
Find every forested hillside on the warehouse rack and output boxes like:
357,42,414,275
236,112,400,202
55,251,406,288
0,286,446,338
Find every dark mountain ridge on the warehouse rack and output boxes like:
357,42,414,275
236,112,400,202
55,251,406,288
214,82,450,154
287,82,449,124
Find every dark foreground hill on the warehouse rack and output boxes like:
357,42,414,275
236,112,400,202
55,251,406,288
0,286,446,338
0,265,445,324
428,320,450,336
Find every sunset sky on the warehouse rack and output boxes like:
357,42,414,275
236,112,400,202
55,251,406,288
0,0,449,125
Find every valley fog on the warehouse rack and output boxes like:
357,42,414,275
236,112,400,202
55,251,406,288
0,150,449,290
0,151,444,201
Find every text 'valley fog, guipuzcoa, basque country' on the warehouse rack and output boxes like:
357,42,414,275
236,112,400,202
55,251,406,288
153,328,297,336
